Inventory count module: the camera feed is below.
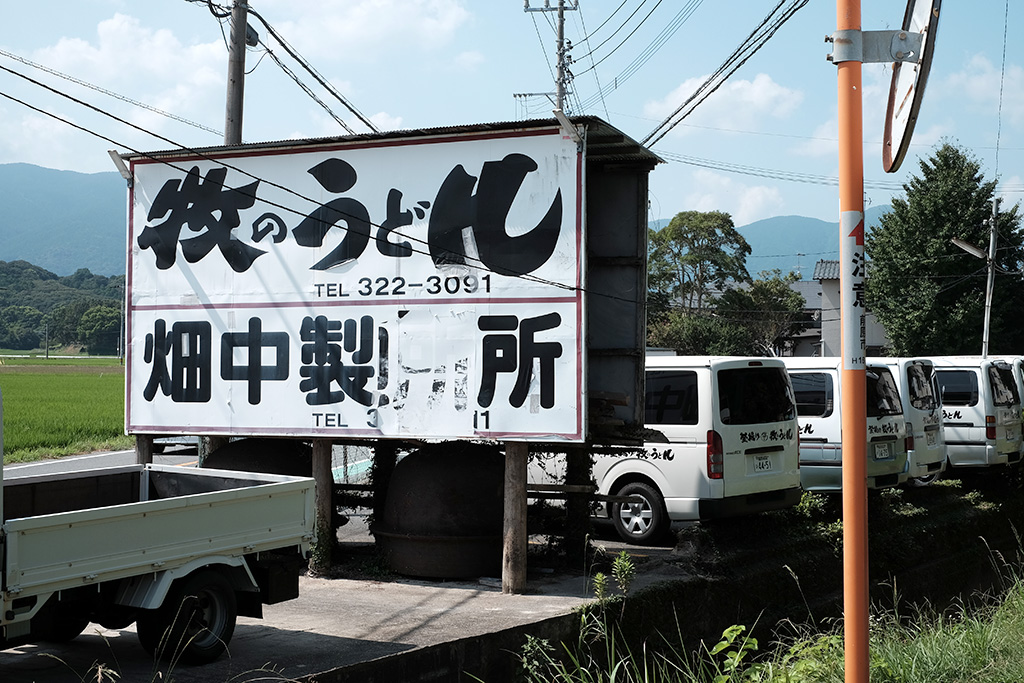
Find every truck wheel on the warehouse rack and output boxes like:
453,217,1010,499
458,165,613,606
45,615,90,642
136,569,237,665
612,482,669,545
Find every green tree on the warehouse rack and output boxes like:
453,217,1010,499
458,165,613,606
715,270,809,355
0,305,44,350
648,210,752,312
647,310,758,355
48,298,107,345
77,305,121,355
866,143,1024,355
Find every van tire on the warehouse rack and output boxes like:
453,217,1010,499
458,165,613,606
612,482,668,545
908,470,943,487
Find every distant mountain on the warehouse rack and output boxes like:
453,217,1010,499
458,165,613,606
0,163,126,276
648,205,891,280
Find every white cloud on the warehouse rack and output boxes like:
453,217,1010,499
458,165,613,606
264,0,471,61
454,50,484,72
643,73,803,139
944,53,1024,125
684,169,785,226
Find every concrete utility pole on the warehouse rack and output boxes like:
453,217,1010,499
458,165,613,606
982,198,999,358
524,1,577,113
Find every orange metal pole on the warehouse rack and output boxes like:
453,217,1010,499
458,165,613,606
836,1,869,682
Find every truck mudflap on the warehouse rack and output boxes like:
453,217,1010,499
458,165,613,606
115,555,258,610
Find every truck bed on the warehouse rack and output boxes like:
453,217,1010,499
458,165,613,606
2,464,314,599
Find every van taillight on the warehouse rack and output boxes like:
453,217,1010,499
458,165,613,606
987,415,997,440
707,429,724,479
905,422,914,452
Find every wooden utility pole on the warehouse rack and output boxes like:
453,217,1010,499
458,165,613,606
225,0,249,145
502,441,529,594
310,439,334,575
200,0,250,463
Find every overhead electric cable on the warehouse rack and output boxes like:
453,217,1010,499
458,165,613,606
256,41,356,134
576,0,664,72
642,0,808,147
0,63,646,307
246,7,379,134
0,48,223,138
576,0,703,111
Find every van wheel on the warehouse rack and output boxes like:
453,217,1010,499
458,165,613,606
136,569,237,665
612,482,668,545
908,470,943,487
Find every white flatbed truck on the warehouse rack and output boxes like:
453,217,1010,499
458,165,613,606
0,389,316,664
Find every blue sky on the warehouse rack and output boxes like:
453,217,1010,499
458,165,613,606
0,1,1018,226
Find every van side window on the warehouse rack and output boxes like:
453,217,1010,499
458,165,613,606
906,364,938,410
867,367,903,417
718,368,796,425
989,366,1019,406
935,370,979,406
789,372,834,418
645,371,698,425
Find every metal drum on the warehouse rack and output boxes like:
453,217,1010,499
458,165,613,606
374,442,504,579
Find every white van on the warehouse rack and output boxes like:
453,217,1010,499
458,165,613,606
529,356,802,545
930,356,1022,468
868,357,947,485
782,357,909,492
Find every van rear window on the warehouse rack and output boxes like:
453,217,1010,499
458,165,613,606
717,367,795,425
645,371,698,425
936,370,979,407
990,365,1019,406
867,366,902,417
789,372,834,418
905,363,938,411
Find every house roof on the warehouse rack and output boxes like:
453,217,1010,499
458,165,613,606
813,260,841,280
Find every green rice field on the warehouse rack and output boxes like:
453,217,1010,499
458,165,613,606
0,359,133,462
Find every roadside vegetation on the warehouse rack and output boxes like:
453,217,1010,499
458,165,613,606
517,516,1024,683
0,355,131,462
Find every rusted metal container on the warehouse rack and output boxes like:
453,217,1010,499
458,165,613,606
373,442,504,579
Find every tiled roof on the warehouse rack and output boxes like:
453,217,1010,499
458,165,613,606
813,260,841,280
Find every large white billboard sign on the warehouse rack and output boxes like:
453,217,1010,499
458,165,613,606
126,128,585,442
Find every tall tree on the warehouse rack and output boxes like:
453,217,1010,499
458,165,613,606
716,269,808,355
648,210,752,312
77,305,121,355
866,143,1024,355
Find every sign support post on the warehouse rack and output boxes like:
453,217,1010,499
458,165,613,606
836,1,869,681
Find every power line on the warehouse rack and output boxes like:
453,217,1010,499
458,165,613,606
255,40,356,134
576,1,704,112
642,0,808,147
0,62,647,308
0,48,223,138
245,7,379,133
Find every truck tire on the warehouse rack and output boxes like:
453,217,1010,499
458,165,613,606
612,482,669,545
136,569,237,665
44,614,90,642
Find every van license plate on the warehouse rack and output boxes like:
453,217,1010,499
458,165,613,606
754,454,773,472
925,431,938,447
874,442,892,461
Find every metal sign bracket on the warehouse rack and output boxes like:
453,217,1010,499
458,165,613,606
828,29,923,64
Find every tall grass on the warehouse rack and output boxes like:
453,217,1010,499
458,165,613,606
0,367,132,462
514,571,1024,682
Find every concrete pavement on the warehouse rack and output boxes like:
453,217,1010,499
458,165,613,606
1,513,687,683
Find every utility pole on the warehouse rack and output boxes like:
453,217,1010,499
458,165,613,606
202,0,250,463
224,0,249,145
524,1,577,113
982,198,999,358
